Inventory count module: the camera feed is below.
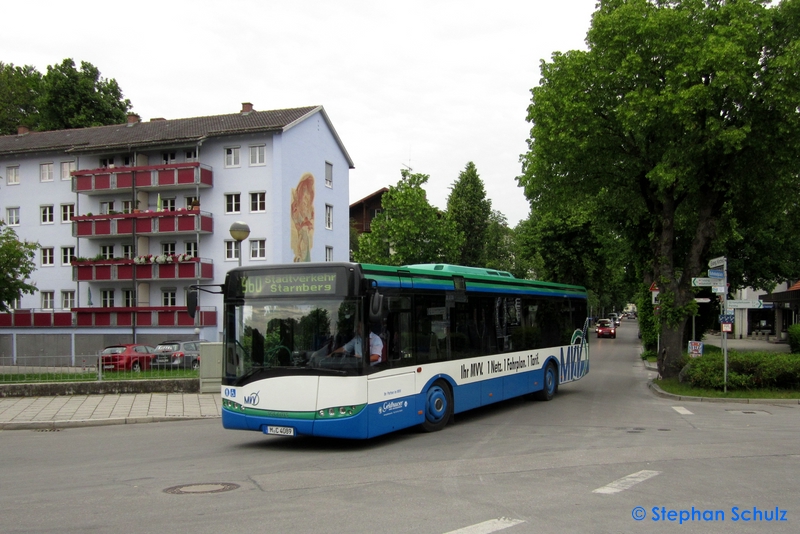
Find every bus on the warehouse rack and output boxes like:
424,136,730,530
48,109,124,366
198,262,589,439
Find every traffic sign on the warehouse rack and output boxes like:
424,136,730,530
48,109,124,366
719,314,734,324
708,269,725,279
712,286,727,294
692,277,725,287
694,298,711,303
649,282,659,292
727,300,764,309
709,256,726,268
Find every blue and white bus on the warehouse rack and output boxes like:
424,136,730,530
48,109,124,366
206,262,589,439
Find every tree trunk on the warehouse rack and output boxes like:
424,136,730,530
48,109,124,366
658,317,687,379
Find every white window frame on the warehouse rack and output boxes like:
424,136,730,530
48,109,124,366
225,240,238,261
162,242,176,256
249,145,266,166
7,166,19,185
122,244,134,259
185,241,198,257
225,147,240,168
325,204,333,230
100,201,115,215
6,207,20,226
162,152,176,164
41,205,54,224
250,191,266,212
225,193,241,214
40,163,54,182
61,203,75,223
101,289,115,308
60,161,76,181
162,289,177,307
325,246,333,262
163,197,176,212
61,246,75,265
325,161,333,188
42,291,55,310
250,239,266,260
62,291,75,310
185,149,197,162
41,247,55,266
123,288,136,308
100,245,114,259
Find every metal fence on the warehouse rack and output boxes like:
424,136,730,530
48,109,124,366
0,354,198,383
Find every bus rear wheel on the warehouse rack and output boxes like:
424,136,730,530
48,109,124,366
421,380,453,432
534,361,558,401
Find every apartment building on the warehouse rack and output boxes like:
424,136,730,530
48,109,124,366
0,104,353,361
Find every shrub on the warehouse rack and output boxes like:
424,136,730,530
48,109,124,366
788,324,800,354
682,351,800,390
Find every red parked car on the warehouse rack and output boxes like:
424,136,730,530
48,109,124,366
100,344,156,372
595,319,616,339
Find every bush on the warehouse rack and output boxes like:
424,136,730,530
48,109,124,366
788,324,800,354
682,351,800,390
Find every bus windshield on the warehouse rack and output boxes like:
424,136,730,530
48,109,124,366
224,296,365,382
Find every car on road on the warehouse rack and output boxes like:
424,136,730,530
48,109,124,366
100,344,156,372
608,313,621,326
596,319,616,339
151,340,206,370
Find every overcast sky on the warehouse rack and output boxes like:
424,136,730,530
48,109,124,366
2,0,598,226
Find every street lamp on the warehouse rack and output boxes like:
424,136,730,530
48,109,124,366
229,221,251,267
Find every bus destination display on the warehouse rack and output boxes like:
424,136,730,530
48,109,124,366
241,272,338,297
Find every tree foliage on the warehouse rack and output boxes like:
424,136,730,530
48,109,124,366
0,222,39,312
0,58,130,134
446,162,492,267
355,170,463,266
518,0,800,378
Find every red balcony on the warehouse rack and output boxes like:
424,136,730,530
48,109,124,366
0,310,74,328
72,162,213,195
72,306,217,328
72,256,214,282
72,210,213,238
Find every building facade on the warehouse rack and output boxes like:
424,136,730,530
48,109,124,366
0,104,353,362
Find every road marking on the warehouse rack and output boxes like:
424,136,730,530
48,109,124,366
673,406,693,415
592,470,661,494
444,517,525,533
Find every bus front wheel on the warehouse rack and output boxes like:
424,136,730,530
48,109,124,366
421,380,453,432
534,361,558,401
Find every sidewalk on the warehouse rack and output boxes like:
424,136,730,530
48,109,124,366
0,392,222,430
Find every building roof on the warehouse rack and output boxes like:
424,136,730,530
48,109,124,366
0,105,354,167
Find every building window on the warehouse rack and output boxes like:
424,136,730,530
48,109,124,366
225,147,240,167
123,289,136,307
61,246,75,265
325,246,333,262
122,244,134,259
42,291,55,309
60,161,76,181
185,241,198,257
250,239,266,260
100,201,115,215
40,163,54,182
250,192,266,212
7,165,20,185
41,205,54,224
250,145,266,166
162,290,177,306
122,156,132,166
225,240,238,261
6,207,20,226
163,197,176,211
62,291,75,310
225,193,241,214
185,196,198,209
162,152,176,164
101,289,115,308
185,149,197,162
121,200,133,213
325,204,333,230
325,161,333,188
42,247,55,266
61,203,75,223
100,157,114,168
100,245,114,259
162,242,176,256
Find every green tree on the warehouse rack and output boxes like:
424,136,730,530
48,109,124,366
0,222,39,312
38,59,131,130
518,0,800,378
483,210,517,274
355,170,463,266
0,62,42,134
446,162,492,266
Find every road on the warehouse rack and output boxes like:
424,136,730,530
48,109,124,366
1,318,798,533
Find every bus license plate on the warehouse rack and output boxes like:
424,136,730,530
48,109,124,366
266,426,295,436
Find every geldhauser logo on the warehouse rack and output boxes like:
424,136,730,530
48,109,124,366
378,400,407,415
243,391,260,406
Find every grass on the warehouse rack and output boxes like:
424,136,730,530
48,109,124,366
0,369,198,384
655,377,800,399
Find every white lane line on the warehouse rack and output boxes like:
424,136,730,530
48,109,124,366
673,406,694,415
592,470,661,494
444,517,525,534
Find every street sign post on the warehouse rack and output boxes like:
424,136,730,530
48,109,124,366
709,256,726,268
708,269,725,278
691,277,725,287
727,300,764,309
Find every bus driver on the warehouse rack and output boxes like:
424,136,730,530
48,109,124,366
332,322,384,365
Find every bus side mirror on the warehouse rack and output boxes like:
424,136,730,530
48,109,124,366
369,291,384,323
187,290,198,319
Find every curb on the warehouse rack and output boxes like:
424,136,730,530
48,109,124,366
0,414,219,431
644,361,800,405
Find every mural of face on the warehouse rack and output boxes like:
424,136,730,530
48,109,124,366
290,173,315,262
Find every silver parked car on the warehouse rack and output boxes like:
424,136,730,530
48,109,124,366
152,340,207,370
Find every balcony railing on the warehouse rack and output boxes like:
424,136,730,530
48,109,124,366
72,162,213,194
0,307,216,328
72,210,213,238
72,257,214,282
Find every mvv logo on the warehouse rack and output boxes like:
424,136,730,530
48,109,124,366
243,391,260,406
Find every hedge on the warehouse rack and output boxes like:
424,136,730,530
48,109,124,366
681,351,800,391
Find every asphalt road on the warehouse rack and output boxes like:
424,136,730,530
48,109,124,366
1,319,798,533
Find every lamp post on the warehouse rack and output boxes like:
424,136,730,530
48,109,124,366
229,221,251,267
